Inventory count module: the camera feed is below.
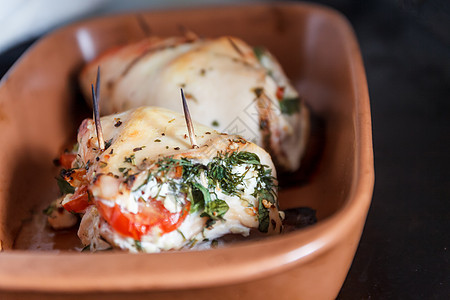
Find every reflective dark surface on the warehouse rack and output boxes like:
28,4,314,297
316,0,450,298
1,0,449,298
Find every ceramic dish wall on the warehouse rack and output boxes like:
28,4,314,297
0,3,373,299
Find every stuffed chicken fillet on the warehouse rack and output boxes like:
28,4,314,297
80,36,309,172
59,107,283,253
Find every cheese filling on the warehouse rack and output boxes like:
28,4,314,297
87,151,282,253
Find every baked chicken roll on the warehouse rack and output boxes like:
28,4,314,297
58,106,283,252
80,36,309,172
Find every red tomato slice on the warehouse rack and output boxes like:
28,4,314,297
96,197,190,240
62,185,90,213
276,86,285,100
59,153,77,169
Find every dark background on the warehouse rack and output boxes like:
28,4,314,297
1,0,449,298
317,0,450,298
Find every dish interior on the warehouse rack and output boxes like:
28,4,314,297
0,4,357,252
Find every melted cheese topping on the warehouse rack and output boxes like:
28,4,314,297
76,107,283,253
80,36,309,172
78,106,221,177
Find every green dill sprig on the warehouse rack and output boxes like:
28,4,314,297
253,46,265,62
139,151,276,233
134,240,143,252
206,151,270,196
279,97,300,115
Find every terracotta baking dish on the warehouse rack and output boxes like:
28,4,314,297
0,2,373,299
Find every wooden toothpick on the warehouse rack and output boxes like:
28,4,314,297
227,37,244,57
92,66,105,150
180,88,198,149
178,25,199,42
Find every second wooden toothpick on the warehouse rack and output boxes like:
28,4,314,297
180,88,199,149
92,66,105,150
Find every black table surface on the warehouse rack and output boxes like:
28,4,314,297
1,0,449,299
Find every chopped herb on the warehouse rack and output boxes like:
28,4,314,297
256,188,277,233
177,229,187,241
124,154,136,165
134,240,143,251
118,167,131,177
98,161,108,168
231,151,260,165
205,132,211,135
201,198,229,221
114,119,122,127
104,138,113,150
174,147,180,150
253,46,265,61
154,139,161,143
206,151,263,196
258,198,270,232
133,146,146,152
190,184,205,213
56,176,75,194
200,68,206,76
85,160,92,170
165,146,169,149
233,137,247,144
279,97,300,115
187,238,198,248
72,143,79,152
211,120,219,127
43,203,55,216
